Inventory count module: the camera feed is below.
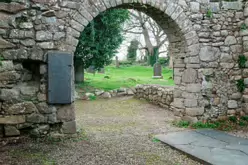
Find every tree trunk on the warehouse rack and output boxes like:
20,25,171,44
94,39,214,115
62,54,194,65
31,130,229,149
75,65,84,83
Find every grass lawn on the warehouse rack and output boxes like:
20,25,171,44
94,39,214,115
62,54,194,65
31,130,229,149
76,65,174,92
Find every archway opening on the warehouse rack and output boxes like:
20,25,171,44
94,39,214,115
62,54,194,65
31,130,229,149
71,2,190,101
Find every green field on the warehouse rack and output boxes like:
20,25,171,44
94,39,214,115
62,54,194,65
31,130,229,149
76,65,174,91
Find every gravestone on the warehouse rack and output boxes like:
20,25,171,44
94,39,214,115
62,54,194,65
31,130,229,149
98,67,105,74
153,62,163,79
86,65,96,74
115,56,119,68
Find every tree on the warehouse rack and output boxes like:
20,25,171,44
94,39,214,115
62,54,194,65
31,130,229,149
124,10,169,67
74,9,129,82
127,39,139,62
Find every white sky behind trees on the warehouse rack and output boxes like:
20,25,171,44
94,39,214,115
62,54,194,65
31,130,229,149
115,9,169,61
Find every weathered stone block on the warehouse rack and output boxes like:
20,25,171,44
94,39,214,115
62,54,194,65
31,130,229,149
173,98,184,109
0,2,27,13
181,116,198,123
57,104,75,122
60,1,80,9
188,44,200,56
243,95,248,103
174,76,181,85
53,32,65,40
26,113,47,123
0,116,25,124
19,22,33,29
2,48,28,60
224,36,237,46
37,93,46,101
0,12,11,28
0,89,20,102
184,99,198,107
199,46,220,62
37,125,50,135
20,39,35,46
244,7,248,17
37,103,56,114
70,20,84,32
220,63,234,69
7,102,37,115
243,103,248,114
220,53,232,62
227,110,236,115
9,29,34,39
37,42,54,49
30,46,44,61
47,113,57,124
243,41,248,52
0,125,3,137
209,2,220,12
190,2,199,12
0,37,15,48
4,125,20,136
36,31,53,41
222,1,242,10
186,84,201,93
0,61,14,72
185,107,204,116
0,71,20,81
181,68,197,83
16,82,39,97
228,100,238,109
231,45,242,54
231,93,242,100
62,120,76,134
182,92,197,99
221,30,229,37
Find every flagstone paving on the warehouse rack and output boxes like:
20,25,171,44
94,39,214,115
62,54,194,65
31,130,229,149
156,129,248,165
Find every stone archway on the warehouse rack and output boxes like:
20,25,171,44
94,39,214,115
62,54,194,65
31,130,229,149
0,0,201,137
0,0,245,137
59,0,202,126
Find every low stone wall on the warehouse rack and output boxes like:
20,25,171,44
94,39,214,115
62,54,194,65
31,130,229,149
75,87,136,100
134,85,174,110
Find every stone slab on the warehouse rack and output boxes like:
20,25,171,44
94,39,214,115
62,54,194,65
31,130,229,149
155,129,248,165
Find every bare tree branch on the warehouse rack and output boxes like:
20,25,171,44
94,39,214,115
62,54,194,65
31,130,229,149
123,30,143,34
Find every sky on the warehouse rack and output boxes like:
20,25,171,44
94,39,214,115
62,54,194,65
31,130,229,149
115,10,169,61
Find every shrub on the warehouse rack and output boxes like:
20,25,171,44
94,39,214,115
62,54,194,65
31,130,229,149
191,122,218,129
89,95,96,101
175,121,190,128
228,116,237,123
158,57,169,66
119,61,133,66
240,116,248,121
104,75,110,79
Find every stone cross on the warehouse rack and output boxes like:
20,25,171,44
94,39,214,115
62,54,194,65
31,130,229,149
153,62,163,79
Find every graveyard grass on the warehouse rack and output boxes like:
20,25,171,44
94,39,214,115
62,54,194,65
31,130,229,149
77,65,174,91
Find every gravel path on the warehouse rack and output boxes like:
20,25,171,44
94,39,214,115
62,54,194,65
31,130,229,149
1,97,201,165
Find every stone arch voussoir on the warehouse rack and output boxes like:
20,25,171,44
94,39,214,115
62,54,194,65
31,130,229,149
63,0,196,56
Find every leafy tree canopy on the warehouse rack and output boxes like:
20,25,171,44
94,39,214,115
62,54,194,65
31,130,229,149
75,9,129,70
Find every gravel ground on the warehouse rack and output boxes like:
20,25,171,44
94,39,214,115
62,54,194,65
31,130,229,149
1,97,201,165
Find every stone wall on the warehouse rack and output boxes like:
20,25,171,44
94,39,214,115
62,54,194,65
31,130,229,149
135,85,174,110
172,0,247,122
0,0,247,137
